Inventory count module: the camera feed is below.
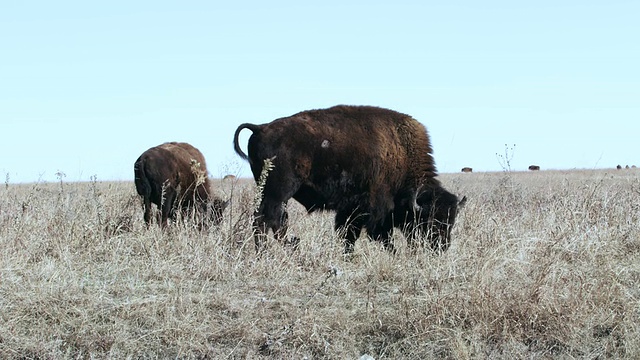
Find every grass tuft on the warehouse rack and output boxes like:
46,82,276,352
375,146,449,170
0,169,639,358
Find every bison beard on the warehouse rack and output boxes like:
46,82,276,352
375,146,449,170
134,142,228,229
233,105,463,253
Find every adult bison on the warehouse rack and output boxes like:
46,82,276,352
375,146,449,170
233,105,464,253
461,167,473,173
528,165,540,171
134,142,228,229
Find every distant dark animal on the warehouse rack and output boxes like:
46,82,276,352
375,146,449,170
233,105,464,253
625,165,630,169
528,165,540,171
616,165,622,170
461,167,473,173
134,142,228,228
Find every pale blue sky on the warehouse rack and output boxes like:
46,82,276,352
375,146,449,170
2,1,639,183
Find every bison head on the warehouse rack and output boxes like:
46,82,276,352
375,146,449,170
392,186,466,252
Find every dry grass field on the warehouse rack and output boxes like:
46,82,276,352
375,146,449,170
1,169,639,359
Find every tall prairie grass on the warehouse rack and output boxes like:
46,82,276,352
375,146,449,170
0,169,639,359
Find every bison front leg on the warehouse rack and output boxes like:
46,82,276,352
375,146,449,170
253,199,289,252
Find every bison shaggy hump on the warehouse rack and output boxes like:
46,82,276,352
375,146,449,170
234,105,463,253
134,142,227,229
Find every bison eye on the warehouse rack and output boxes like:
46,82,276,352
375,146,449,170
321,140,330,148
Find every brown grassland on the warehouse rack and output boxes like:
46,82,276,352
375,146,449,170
0,169,639,359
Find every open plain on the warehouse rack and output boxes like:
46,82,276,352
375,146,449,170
1,169,639,359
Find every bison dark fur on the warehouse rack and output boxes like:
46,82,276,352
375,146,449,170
233,105,463,253
389,187,467,252
134,142,228,229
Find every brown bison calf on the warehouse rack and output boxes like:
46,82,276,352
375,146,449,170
233,105,464,253
134,142,228,229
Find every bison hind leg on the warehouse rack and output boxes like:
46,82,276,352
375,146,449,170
142,196,153,227
159,191,177,228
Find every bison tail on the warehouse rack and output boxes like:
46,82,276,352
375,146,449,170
134,157,154,225
134,158,151,198
233,123,261,161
